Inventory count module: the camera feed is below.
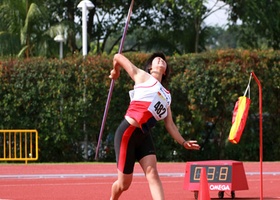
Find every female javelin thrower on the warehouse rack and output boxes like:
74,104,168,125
109,52,200,200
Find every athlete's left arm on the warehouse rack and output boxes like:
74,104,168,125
164,107,200,150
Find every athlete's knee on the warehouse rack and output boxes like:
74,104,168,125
116,169,133,192
118,179,132,191
145,166,160,181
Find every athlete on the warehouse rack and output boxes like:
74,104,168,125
109,52,200,200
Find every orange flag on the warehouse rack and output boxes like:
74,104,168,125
228,74,252,144
228,96,251,144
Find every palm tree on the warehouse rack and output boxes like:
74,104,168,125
19,1,51,58
0,0,53,58
0,0,24,56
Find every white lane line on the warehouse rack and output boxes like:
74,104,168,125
0,172,279,179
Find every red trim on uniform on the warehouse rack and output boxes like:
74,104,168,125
162,87,170,94
134,80,157,89
118,125,136,172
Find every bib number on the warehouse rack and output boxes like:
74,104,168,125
148,93,169,120
153,101,166,118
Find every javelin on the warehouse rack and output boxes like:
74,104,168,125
95,0,135,160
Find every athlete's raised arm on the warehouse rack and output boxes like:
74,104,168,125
109,53,150,84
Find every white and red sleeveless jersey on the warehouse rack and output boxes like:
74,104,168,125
125,75,171,133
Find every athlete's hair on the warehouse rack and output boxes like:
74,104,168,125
144,52,170,84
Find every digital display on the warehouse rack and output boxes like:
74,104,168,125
190,165,232,183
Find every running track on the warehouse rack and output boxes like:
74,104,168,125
0,162,279,199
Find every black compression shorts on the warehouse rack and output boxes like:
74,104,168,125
114,119,156,174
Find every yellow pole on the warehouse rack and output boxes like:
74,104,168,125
3,132,6,159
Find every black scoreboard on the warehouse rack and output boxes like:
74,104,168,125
190,165,232,183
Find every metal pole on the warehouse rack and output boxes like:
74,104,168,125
77,0,94,160
59,42,63,59
251,72,263,200
95,0,134,160
77,0,94,57
82,4,87,57
54,34,64,59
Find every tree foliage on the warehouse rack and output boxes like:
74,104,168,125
223,0,280,50
0,0,239,57
0,0,52,57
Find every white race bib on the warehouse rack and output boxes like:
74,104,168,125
148,91,169,120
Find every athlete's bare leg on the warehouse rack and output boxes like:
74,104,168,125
110,170,133,200
139,155,164,200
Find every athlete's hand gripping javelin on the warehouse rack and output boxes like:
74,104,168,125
109,59,121,80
